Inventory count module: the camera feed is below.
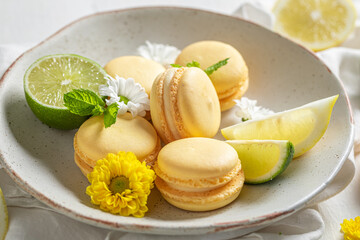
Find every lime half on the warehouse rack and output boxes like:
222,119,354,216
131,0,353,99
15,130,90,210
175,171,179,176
222,95,338,158
0,188,8,240
24,54,107,130
227,140,294,184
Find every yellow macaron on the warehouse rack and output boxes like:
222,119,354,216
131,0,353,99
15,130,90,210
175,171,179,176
104,56,166,96
150,67,221,144
74,113,161,176
175,41,249,111
154,137,244,211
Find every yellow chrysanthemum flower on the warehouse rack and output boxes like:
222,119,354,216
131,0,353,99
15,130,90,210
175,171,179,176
86,151,156,218
341,217,360,240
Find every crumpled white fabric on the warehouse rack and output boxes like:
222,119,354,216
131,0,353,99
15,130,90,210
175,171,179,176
1,1,360,239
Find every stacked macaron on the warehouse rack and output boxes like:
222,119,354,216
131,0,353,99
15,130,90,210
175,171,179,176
154,138,244,211
74,113,161,176
175,41,249,111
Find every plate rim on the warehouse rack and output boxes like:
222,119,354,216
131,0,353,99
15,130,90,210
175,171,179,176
0,6,355,234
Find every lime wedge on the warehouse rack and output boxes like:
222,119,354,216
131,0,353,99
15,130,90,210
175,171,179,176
222,95,338,158
0,188,8,240
226,140,294,184
24,54,107,130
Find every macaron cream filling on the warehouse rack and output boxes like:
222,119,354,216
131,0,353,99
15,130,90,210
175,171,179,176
151,70,176,143
217,80,248,100
163,68,184,140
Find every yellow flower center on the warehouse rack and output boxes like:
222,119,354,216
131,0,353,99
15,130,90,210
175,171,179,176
109,175,129,194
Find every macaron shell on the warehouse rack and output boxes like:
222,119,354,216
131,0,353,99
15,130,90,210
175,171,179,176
157,138,238,180
75,114,159,166
104,56,165,96
175,41,248,95
154,160,242,192
220,80,249,111
156,169,244,211
150,69,176,143
74,153,92,176
176,67,220,138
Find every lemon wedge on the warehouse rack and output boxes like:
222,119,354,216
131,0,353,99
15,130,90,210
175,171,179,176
0,188,8,240
222,95,338,158
227,140,294,184
273,0,357,51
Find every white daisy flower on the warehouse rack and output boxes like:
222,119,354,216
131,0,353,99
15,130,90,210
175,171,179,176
234,97,274,121
99,75,150,117
137,40,181,65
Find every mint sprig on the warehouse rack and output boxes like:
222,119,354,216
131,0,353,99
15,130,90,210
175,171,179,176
204,58,229,75
170,64,183,68
64,89,105,116
186,61,201,68
171,58,229,76
64,89,119,128
91,105,105,116
103,103,119,128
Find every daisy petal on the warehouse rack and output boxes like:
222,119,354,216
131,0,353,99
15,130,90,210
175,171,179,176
99,74,150,117
137,40,181,65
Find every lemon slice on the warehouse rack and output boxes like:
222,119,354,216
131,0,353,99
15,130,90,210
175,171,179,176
273,0,357,51
227,140,294,184
222,95,338,158
0,188,8,240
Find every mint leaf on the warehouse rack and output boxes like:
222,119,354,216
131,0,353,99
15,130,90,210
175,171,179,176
64,89,105,116
186,61,201,68
204,58,229,76
103,103,119,128
170,64,183,68
92,105,105,116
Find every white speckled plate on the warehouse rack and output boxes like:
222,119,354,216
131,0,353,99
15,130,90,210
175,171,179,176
0,7,354,235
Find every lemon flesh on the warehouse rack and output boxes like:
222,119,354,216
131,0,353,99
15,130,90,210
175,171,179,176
0,188,8,240
227,140,294,184
222,95,338,158
24,54,107,130
273,0,357,51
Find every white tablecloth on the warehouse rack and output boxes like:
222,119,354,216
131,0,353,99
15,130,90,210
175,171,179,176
0,1,359,239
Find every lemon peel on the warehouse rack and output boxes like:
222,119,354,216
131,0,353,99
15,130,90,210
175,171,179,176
0,188,8,240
